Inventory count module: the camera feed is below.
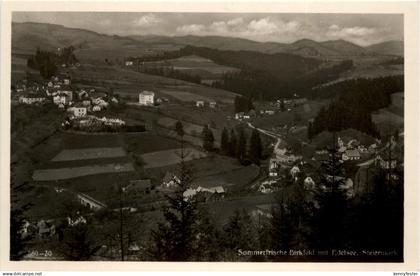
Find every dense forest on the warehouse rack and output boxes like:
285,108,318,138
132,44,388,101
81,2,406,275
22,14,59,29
132,45,354,100
309,75,404,138
27,46,77,78
139,66,202,84
12,143,402,261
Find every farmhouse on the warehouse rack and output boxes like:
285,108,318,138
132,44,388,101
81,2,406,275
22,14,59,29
92,105,101,112
58,90,73,102
235,112,244,120
162,172,180,188
209,101,217,108
82,99,91,107
290,166,300,178
342,149,361,161
139,91,155,106
376,152,398,169
67,106,87,118
77,193,107,210
269,158,279,177
92,97,109,108
63,78,71,85
37,220,56,239
123,179,151,194
196,100,204,107
78,90,89,99
19,95,46,104
125,60,134,66
183,186,225,201
304,176,316,190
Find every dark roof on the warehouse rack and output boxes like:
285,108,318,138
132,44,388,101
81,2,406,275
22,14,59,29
126,179,151,190
162,172,178,182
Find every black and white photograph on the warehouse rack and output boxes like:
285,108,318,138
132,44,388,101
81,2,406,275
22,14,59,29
6,8,412,265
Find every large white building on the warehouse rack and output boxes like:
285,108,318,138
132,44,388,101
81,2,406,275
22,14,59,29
139,91,155,106
67,106,87,117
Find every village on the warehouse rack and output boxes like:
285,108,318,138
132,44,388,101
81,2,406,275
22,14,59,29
11,62,404,260
9,13,405,261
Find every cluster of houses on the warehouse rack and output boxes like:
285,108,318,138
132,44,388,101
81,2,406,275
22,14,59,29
161,171,225,201
195,100,217,108
15,75,119,119
270,96,308,111
262,162,355,199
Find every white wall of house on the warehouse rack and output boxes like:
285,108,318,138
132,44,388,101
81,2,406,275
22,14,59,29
139,91,155,105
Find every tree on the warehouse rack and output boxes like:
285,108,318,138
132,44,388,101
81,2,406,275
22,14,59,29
201,125,215,151
60,223,102,261
221,209,259,260
307,121,314,140
236,128,247,163
10,181,33,260
228,129,237,157
175,120,184,137
149,139,198,261
249,128,263,165
280,99,285,112
309,133,349,251
220,127,230,155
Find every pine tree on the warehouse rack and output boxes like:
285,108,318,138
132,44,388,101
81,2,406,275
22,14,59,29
228,129,237,157
175,120,184,137
222,209,259,260
10,181,33,260
307,121,314,140
201,125,215,151
150,139,198,261
221,127,230,155
310,132,348,251
249,128,262,165
236,128,247,163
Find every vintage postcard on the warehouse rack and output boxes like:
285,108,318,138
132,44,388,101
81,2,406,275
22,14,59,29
0,0,418,272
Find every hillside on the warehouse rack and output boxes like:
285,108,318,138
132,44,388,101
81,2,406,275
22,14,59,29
12,22,403,62
366,40,404,56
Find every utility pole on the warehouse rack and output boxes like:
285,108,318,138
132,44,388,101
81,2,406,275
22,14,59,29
115,164,124,261
119,180,124,261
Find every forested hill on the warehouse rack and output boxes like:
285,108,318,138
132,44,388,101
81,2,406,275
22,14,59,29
135,45,354,100
309,75,404,138
137,45,322,82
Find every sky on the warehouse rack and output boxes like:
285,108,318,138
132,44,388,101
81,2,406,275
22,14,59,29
12,12,403,46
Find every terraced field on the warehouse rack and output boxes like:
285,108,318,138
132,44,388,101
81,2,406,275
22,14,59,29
140,147,207,169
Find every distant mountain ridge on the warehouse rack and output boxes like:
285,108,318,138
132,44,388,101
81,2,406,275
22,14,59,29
12,22,404,60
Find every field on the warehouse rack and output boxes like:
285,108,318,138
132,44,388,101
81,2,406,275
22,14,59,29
140,148,207,169
252,100,327,130
32,162,135,181
51,147,127,161
69,64,237,104
372,108,404,136
159,90,215,103
143,55,240,78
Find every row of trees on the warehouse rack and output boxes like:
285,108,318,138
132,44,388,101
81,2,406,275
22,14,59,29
130,45,357,100
148,134,403,261
139,66,201,84
220,127,263,165
27,46,78,79
176,120,263,165
12,131,402,261
234,95,254,114
309,75,404,138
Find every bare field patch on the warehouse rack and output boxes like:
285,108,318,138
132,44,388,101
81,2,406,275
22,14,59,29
32,162,134,181
141,148,207,169
52,147,126,162
159,90,214,102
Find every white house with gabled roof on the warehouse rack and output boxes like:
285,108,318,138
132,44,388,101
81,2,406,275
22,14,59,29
139,91,155,106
